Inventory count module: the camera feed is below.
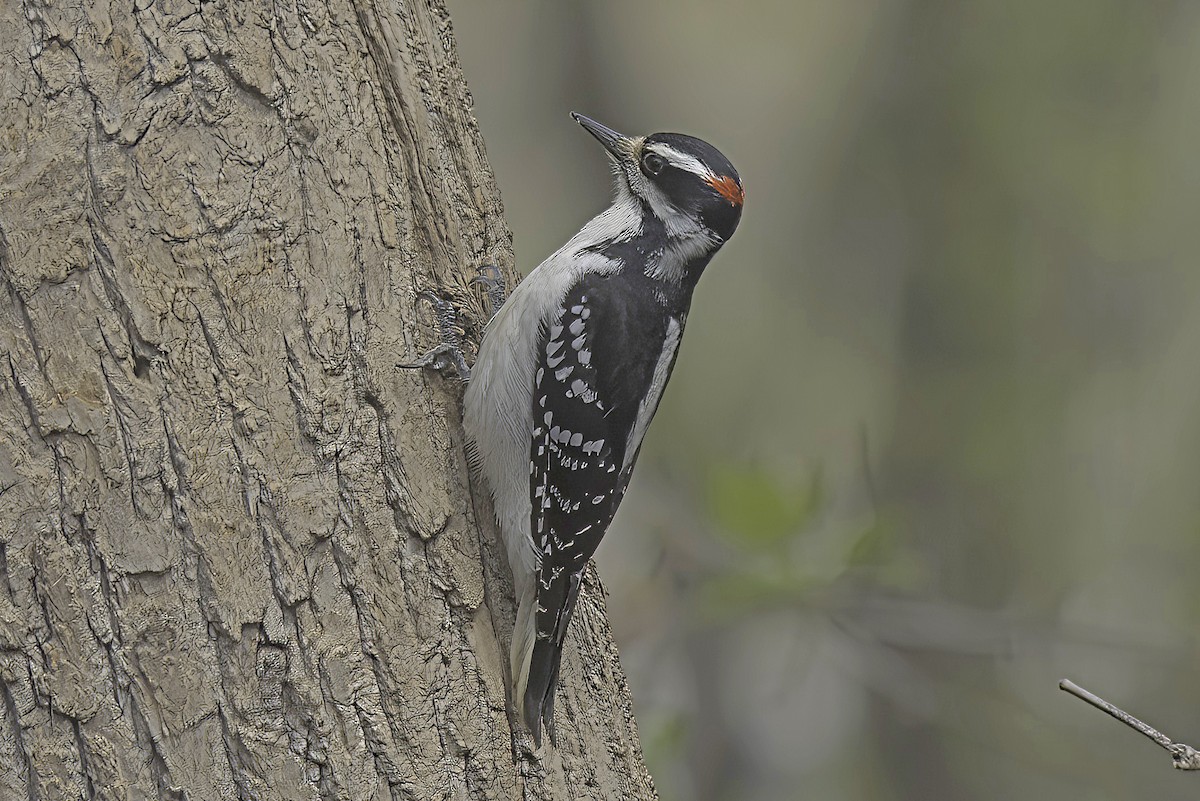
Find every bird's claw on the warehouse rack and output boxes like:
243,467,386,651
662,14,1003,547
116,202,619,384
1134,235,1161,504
398,291,471,380
401,266,507,380
470,264,507,320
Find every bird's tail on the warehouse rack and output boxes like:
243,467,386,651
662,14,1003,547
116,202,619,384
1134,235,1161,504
510,574,539,729
511,567,583,747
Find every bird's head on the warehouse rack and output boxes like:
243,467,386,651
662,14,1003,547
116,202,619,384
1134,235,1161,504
572,112,743,245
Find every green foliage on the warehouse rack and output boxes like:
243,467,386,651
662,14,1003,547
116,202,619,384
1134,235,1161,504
700,463,894,620
707,464,822,555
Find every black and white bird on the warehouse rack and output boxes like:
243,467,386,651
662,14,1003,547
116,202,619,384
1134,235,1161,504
463,112,743,747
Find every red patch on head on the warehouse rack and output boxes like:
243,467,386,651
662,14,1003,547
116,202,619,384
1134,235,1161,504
706,174,744,207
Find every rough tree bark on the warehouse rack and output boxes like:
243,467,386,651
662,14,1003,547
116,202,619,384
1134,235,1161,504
0,0,657,798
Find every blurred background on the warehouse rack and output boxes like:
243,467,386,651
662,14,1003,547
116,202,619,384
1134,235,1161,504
447,2,1200,799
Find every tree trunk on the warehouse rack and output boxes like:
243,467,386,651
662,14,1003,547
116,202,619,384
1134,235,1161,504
0,0,657,798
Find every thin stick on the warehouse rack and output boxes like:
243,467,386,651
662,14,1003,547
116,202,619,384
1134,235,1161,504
1060,678,1200,770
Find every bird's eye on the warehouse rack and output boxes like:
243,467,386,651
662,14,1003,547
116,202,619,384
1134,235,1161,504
641,152,666,176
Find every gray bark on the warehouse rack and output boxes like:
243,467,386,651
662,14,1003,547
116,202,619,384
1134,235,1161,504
0,0,656,798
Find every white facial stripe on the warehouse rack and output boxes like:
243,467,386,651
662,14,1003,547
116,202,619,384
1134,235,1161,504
614,146,722,277
623,165,713,252
646,143,713,179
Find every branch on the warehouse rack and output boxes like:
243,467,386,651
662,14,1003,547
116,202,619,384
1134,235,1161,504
1059,678,1200,770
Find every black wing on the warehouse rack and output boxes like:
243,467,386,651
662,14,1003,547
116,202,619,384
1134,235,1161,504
523,271,680,741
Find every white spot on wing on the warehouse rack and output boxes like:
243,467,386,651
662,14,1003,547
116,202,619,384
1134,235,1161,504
570,378,597,404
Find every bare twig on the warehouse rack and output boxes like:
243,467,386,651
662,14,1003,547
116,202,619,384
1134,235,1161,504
1060,678,1200,770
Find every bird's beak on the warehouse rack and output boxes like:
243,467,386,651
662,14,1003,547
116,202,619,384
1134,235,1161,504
571,112,632,161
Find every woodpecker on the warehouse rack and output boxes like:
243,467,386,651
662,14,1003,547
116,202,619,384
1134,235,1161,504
462,112,743,747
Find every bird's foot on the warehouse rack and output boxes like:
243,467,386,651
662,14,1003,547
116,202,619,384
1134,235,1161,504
470,264,507,321
398,290,471,381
